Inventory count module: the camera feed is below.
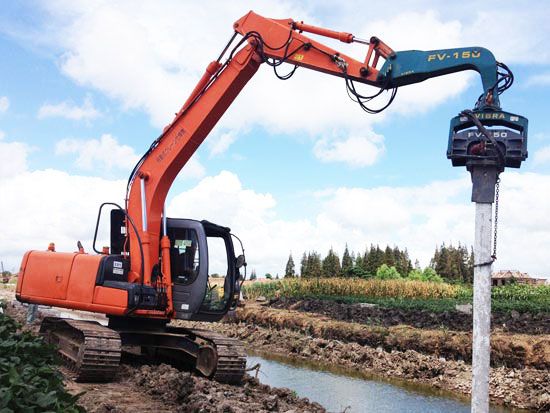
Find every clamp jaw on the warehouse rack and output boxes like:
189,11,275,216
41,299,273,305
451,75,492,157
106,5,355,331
447,109,528,202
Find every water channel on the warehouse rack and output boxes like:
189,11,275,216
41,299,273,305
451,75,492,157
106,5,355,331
32,306,532,413
247,353,526,413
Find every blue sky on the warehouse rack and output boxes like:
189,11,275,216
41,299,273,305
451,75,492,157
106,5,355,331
1,1,550,278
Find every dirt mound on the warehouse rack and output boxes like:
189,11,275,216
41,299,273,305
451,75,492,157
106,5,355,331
67,357,327,413
132,364,195,405
271,297,550,335
124,363,326,413
232,303,549,370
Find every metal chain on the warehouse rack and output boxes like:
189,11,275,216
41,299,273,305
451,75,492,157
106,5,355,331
492,178,500,260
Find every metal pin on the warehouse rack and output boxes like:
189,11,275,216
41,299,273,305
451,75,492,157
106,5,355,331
163,205,167,236
352,36,370,45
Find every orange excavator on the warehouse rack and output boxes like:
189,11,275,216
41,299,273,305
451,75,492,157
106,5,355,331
16,11,527,383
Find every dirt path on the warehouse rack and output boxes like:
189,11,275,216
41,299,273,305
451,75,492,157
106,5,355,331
183,302,549,412
64,366,175,413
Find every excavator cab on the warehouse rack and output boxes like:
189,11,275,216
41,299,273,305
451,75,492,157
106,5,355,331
165,218,243,321
109,211,243,321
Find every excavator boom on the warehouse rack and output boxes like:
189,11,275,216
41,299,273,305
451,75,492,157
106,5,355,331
123,11,516,297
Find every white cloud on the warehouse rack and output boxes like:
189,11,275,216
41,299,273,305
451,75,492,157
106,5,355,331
533,146,550,166
0,130,5,140
168,171,281,274
0,96,9,113
5,2,548,144
178,156,206,180
209,131,237,157
38,96,101,121
168,170,550,278
365,10,462,51
0,138,30,179
2,167,550,278
316,179,473,266
313,133,385,166
169,171,276,225
526,72,550,87
55,133,206,179
41,1,310,129
461,8,550,65
0,136,126,266
0,169,125,266
56,134,138,170
27,2,493,167
326,2,550,64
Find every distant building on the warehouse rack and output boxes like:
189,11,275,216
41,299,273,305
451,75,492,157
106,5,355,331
491,270,547,287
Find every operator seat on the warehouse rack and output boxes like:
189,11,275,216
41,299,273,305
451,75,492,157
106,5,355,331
170,242,198,285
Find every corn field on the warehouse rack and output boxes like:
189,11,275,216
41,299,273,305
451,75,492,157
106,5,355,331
244,278,465,300
243,278,550,308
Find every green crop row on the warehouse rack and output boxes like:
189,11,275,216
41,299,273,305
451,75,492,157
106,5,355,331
491,283,550,301
0,302,83,413
243,278,550,313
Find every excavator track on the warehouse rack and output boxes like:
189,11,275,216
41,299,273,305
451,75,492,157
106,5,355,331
184,327,247,384
40,317,246,384
117,324,247,384
40,317,121,382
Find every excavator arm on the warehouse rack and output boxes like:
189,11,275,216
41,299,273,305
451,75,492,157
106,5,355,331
126,11,518,302
234,12,504,108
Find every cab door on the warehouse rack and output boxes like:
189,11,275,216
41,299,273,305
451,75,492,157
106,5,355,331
166,218,208,319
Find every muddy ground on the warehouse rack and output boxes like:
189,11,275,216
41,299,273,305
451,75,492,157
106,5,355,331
270,297,550,335
3,285,548,412
66,363,325,413
184,302,549,412
2,291,325,413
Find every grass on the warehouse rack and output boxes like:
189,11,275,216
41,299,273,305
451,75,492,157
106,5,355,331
243,278,550,314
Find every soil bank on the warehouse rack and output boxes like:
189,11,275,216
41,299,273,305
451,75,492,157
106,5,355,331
182,301,549,412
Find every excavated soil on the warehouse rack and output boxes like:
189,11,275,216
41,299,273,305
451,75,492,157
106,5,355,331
270,297,550,335
182,303,550,412
2,293,325,413
67,364,325,413
227,303,549,370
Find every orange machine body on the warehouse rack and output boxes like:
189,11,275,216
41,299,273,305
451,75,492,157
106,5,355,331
16,251,128,316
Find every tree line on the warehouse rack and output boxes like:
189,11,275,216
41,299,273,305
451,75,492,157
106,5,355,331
283,242,474,283
430,243,474,284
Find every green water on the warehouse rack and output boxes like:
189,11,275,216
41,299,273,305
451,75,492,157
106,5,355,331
247,353,530,413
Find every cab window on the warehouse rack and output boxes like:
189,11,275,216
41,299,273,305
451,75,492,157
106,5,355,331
169,228,200,285
201,235,229,311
